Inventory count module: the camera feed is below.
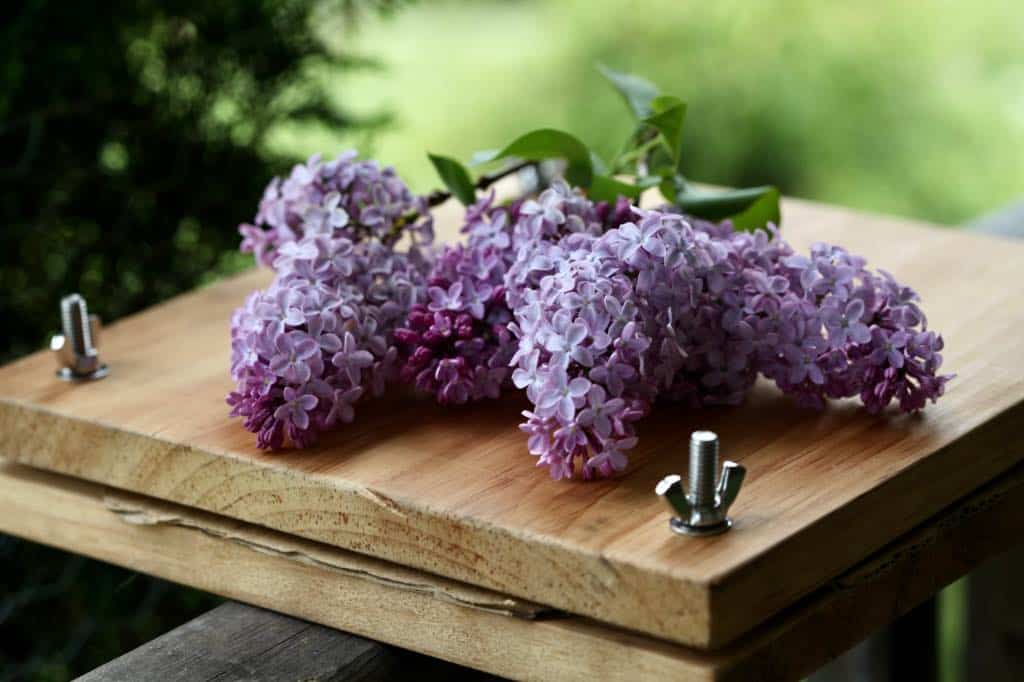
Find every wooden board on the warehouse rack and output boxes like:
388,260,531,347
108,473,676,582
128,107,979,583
77,602,406,682
1,198,1023,649
0,462,715,682
1,460,1021,682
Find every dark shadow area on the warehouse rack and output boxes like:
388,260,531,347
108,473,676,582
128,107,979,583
0,534,221,681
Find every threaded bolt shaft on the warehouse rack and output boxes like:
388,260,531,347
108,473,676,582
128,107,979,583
688,430,719,506
61,294,93,357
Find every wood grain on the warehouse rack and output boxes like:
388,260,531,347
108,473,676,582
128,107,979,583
0,462,715,682
0,197,1022,649
2,460,1021,682
716,459,1024,682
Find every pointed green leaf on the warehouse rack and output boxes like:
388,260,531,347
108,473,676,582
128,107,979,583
643,96,687,166
428,153,476,205
675,185,781,232
597,64,660,120
588,174,644,202
647,145,675,174
675,186,772,220
656,170,688,204
489,129,593,187
729,186,781,232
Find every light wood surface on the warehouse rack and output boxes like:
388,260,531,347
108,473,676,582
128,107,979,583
2,460,1020,682
1,198,1022,649
0,462,715,682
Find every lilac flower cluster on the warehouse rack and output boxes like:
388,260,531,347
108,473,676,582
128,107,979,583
227,155,951,472
504,181,631,309
393,182,633,405
750,240,952,414
510,209,743,479
228,152,433,449
393,193,519,403
239,151,433,267
510,205,952,479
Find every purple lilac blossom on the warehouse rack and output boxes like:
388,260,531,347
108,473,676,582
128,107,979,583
510,208,745,480
393,192,520,404
239,150,433,268
229,158,951,469
227,151,434,449
510,204,952,480
394,182,633,406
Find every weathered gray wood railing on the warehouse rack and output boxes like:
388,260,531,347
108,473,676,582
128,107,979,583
76,601,495,681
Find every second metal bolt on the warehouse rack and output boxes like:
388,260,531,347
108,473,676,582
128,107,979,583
656,430,747,537
52,294,108,381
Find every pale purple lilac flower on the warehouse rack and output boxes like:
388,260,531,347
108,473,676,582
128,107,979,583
394,183,632,406
227,152,434,449
269,331,320,383
275,387,318,431
239,150,433,268
230,159,951,469
510,203,952,480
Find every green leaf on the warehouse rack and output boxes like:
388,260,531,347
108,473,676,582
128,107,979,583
597,64,660,120
654,168,691,203
489,128,593,187
730,186,781,232
643,96,687,166
659,174,683,203
646,146,676,180
428,153,476,205
676,186,781,232
589,174,644,202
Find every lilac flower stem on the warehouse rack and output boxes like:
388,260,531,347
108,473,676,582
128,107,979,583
426,159,536,207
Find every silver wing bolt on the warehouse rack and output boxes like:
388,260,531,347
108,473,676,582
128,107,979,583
51,294,108,381
655,430,745,537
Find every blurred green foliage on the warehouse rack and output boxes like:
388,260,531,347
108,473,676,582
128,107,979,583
295,0,1023,225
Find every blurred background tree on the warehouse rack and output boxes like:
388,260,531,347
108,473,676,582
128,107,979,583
0,0,404,362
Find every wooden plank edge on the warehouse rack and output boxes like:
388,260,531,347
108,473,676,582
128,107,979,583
712,459,1024,682
9,395,1021,653
2,458,1021,681
708,400,1024,646
0,460,713,682
0,401,712,647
